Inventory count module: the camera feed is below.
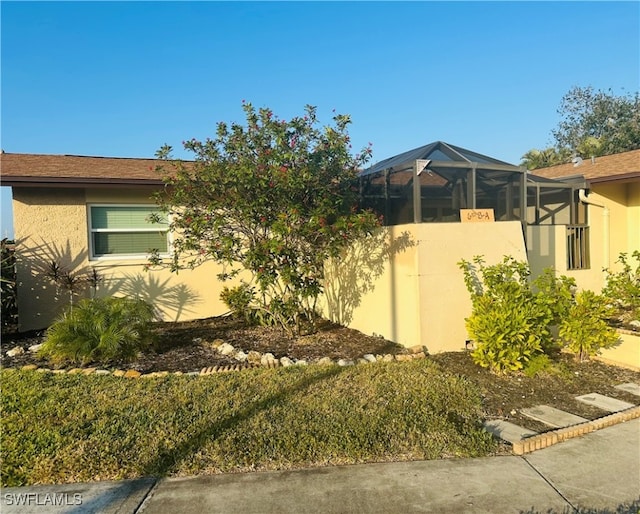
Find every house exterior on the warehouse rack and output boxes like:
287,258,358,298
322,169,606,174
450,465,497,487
0,153,241,332
4,146,635,358
529,149,640,292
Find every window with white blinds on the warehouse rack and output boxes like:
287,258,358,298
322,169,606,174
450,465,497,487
89,205,169,258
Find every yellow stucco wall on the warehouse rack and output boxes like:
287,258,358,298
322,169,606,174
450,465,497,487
595,332,640,371
322,224,422,348
13,188,89,330
415,222,528,353
627,182,640,253
322,221,527,353
13,188,244,331
591,183,631,273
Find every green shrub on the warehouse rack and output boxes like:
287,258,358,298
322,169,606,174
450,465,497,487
459,256,553,374
39,297,157,365
220,283,257,323
603,250,640,322
532,267,576,326
559,290,620,361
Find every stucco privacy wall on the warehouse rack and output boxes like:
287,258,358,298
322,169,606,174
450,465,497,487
12,188,245,331
596,332,640,371
322,221,527,353
626,182,640,255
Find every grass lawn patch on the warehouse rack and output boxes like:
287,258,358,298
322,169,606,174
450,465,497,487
1,360,495,486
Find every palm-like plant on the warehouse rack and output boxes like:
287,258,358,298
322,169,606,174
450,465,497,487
1,239,17,327
39,297,157,365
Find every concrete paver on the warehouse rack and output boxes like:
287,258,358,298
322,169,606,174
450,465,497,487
575,392,635,412
483,419,537,443
615,382,640,397
520,405,588,428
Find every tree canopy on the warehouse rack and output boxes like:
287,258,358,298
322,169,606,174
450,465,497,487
150,103,380,333
521,86,640,170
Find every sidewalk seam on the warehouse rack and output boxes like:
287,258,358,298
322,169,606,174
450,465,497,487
521,457,577,513
133,478,160,513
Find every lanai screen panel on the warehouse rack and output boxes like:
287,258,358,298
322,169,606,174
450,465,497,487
360,141,526,225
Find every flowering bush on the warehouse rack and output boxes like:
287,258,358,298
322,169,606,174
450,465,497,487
150,103,380,333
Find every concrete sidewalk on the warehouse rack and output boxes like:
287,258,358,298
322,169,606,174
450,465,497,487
2,419,639,514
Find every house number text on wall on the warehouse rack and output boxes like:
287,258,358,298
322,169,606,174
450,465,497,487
460,209,495,223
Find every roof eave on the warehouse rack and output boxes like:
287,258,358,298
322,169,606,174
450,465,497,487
0,177,165,188
587,172,640,185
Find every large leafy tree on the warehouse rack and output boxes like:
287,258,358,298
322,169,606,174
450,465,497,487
150,103,380,333
521,86,640,169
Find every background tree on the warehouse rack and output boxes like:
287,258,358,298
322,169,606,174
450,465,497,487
150,103,380,334
521,86,640,169
520,147,570,170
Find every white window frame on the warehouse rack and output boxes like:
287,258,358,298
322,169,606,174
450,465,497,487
88,203,171,260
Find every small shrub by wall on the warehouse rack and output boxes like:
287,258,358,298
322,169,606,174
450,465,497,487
39,297,157,365
459,255,619,373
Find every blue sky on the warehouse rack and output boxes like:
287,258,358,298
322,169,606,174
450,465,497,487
1,1,639,238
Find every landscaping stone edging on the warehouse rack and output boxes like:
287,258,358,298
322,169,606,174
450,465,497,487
511,405,640,455
7,339,429,379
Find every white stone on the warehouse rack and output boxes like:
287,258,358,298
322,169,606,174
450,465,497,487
280,357,294,367
218,343,235,356
629,320,640,328
246,351,262,364
234,350,248,362
192,337,203,344
363,354,377,363
28,343,43,353
261,353,276,366
7,347,24,357
295,360,308,366
95,370,111,375
337,359,354,367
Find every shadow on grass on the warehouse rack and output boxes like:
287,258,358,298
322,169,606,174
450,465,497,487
141,365,345,477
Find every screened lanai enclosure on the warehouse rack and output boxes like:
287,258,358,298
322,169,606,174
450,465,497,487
359,141,591,271
359,141,587,227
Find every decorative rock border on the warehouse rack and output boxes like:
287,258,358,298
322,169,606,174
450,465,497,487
511,405,640,455
6,340,429,379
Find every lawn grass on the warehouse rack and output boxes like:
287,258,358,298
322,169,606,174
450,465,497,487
1,360,495,486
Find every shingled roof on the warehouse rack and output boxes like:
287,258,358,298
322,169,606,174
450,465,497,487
531,149,640,184
0,153,173,187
